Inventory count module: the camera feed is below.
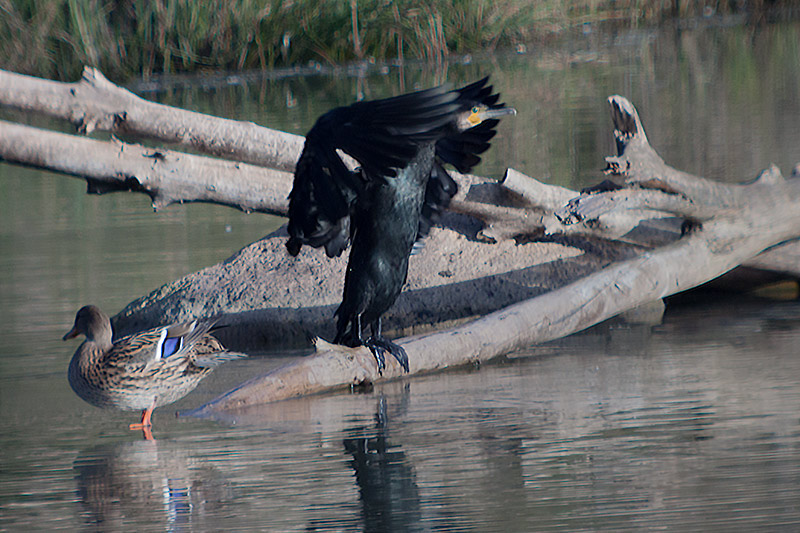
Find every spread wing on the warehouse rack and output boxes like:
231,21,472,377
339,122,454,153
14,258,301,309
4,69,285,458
435,76,504,173
286,85,460,258
418,77,510,240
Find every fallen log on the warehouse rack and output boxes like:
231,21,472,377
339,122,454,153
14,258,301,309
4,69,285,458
2,67,798,409
0,119,292,214
190,95,800,413
0,67,304,171
2,66,797,282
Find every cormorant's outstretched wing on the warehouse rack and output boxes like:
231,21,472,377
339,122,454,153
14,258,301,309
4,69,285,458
435,118,500,174
329,86,460,179
417,77,510,240
287,141,358,257
416,162,458,242
287,85,460,258
435,76,505,173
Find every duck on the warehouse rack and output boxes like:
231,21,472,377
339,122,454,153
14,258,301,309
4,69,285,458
286,77,515,372
63,305,246,431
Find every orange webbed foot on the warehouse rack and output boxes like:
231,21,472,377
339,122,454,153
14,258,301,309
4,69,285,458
129,406,154,431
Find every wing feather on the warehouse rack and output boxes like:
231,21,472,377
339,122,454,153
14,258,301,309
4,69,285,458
287,84,460,256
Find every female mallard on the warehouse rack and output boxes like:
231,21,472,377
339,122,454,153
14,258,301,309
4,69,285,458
63,305,245,431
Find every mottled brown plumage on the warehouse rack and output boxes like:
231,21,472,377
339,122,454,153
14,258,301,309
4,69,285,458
63,305,245,432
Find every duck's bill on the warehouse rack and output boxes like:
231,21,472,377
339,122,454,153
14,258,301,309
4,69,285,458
63,327,79,340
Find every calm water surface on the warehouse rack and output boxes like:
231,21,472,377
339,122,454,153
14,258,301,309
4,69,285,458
1,22,800,531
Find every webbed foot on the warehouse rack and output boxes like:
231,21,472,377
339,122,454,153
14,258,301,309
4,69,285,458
365,336,409,373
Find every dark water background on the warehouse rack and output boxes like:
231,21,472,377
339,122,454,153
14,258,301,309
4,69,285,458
1,22,799,530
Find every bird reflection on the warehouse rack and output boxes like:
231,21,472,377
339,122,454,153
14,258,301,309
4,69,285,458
339,393,424,532
73,440,233,531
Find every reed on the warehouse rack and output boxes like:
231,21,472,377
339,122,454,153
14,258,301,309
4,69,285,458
0,0,793,81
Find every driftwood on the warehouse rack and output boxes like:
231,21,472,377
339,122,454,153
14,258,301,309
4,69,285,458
0,67,567,238
1,67,797,277
0,67,303,171
1,67,799,410
0,120,292,214
186,95,800,412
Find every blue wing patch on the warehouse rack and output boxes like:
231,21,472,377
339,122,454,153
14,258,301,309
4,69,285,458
161,337,182,358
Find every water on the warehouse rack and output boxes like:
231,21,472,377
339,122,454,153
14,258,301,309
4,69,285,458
2,22,800,531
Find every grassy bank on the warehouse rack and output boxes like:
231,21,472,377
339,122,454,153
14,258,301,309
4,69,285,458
0,0,795,81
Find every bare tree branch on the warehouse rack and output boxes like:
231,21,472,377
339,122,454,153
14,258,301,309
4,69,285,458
190,96,800,413
0,67,304,171
0,120,292,214
3,68,797,279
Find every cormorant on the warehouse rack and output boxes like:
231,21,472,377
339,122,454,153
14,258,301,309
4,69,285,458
286,77,515,372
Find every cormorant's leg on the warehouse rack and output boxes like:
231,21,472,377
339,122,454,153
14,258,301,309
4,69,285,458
355,314,364,343
364,319,410,373
357,314,386,372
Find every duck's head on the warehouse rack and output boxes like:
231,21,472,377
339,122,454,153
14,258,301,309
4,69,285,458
63,305,113,345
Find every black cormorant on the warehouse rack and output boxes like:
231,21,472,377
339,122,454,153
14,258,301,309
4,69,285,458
286,77,515,372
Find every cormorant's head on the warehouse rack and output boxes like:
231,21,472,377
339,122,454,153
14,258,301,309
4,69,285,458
457,104,516,131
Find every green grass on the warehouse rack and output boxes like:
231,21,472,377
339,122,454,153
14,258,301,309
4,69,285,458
0,0,795,81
